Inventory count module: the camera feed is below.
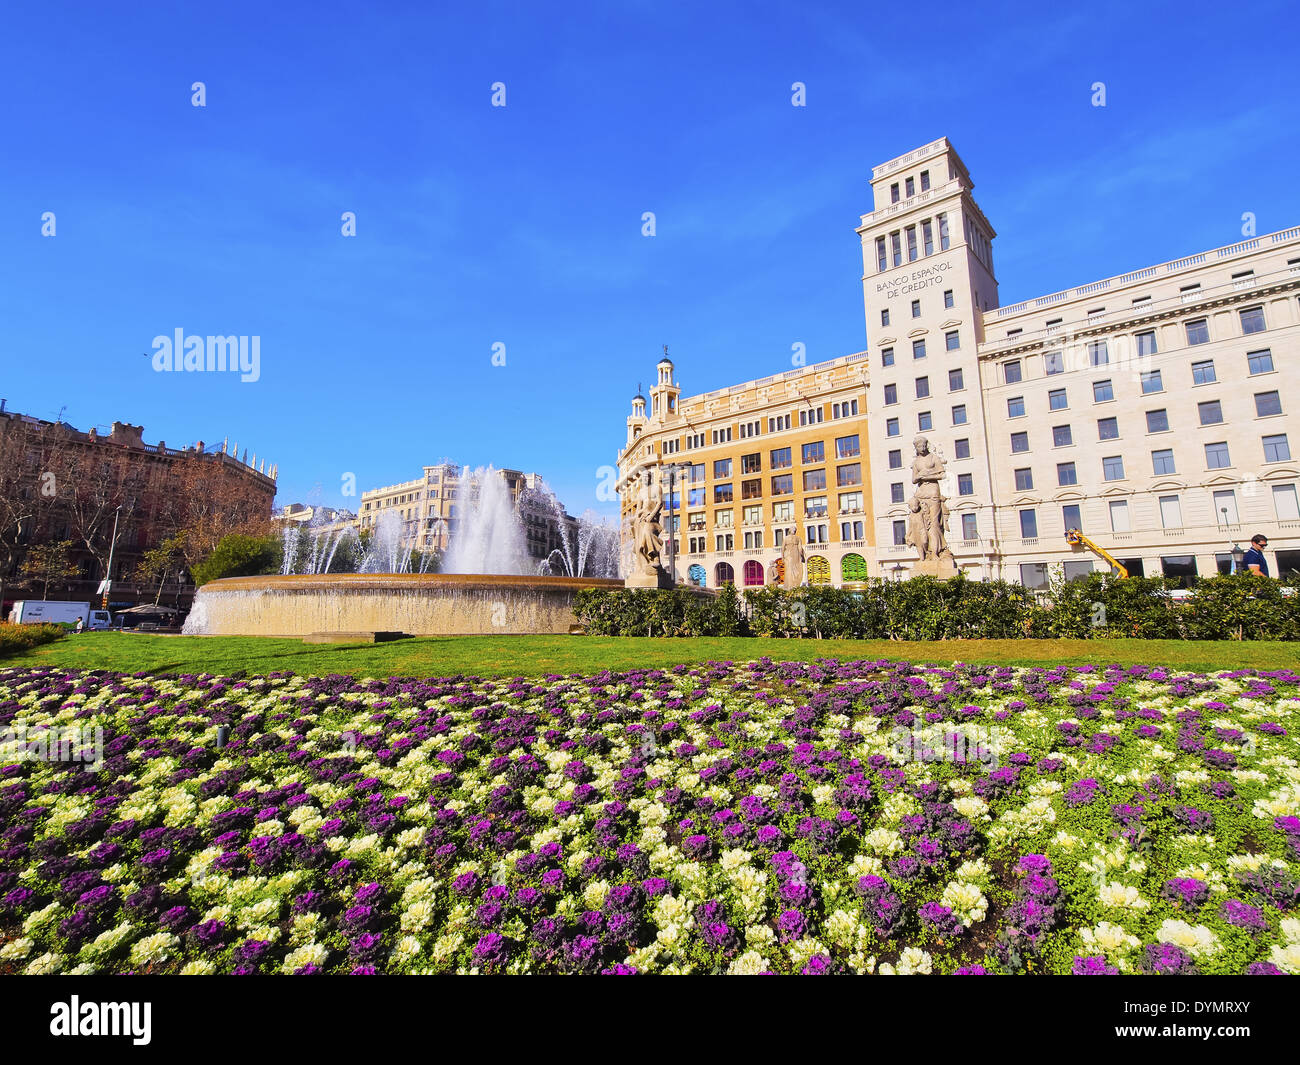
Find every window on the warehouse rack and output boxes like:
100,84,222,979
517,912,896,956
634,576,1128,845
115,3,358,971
1185,318,1209,345
741,478,762,499
952,404,967,425
883,383,898,405
1159,496,1183,530
1007,396,1026,418
911,298,921,318
1161,554,1198,588
1062,503,1082,531
714,483,733,503
961,513,978,539
1273,484,1300,521
743,504,762,526
945,331,960,351
1097,417,1118,441
1109,499,1130,532
913,339,927,360
954,438,971,460
1263,434,1291,462
1248,349,1274,375
768,414,791,433
715,533,733,551
742,452,761,474
716,509,734,528
890,482,905,504
738,420,760,439
832,435,859,459
943,289,954,309
1093,379,1114,402
917,411,932,431
1151,448,1176,475
712,427,733,444
949,367,964,391
888,449,902,469
1048,388,1068,411
1256,391,1283,417
804,496,827,518
802,468,826,492
1058,462,1077,486
832,399,859,418
1088,340,1109,366
1020,562,1049,590
1045,351,1064,375
1198,400,1223,425
958,473,974,496
1205,442,1231,469
1213,489,1239,526
1146,409,1169,433
771,474,793,496
881,308,891,327
1014,467,1034,491
1053,425,1073,447
892,520,907,546
881,347,895,367
920,170,930,191
1240,306,1266,334
1003,360,1022,384
1140,369,1163,394
922,220,934,255
1135,330,1158,356
891,232,902,267
1102,455,1125,481
886,417,900,437
1192,359,1216,385
770,447,792,469
915,376,930,399
905,176,915,198
839,491,864,512
1019,509,1038,538
743,530,764,550
937,213,950,250
800,442,823,465
837,463,862,487
876,237,887,273
1011,431,1029,453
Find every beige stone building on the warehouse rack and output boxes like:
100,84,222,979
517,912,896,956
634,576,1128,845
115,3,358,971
620,137,1300,587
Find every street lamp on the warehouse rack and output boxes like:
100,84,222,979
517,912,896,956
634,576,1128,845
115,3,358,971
1230,542,1245,574
101,505,123,610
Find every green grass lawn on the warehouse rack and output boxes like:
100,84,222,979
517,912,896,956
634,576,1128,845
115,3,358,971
2,631,1297,678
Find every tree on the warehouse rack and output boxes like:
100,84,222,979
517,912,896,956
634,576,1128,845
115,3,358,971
133,533,187,604
191,533,281,586
167,454,275,574
19,540,80,599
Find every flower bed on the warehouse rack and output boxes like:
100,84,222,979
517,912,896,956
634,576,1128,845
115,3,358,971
0,659,1297,975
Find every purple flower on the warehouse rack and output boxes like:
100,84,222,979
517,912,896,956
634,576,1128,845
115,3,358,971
472,932,509,969
1220,899,1268,932
1141,942,1197,975
1072,955,1119,975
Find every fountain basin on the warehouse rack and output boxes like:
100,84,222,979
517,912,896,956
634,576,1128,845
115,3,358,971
182,573,626,637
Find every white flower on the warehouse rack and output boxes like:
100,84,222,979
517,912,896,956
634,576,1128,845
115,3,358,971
180,959,217,975
129,932,180,967
940,881,989,926
1155,919,1220,959
726,950,770,975
1098,882,1149,910
893,947,933,975
282,943,329,972
1080,922,1140,956
1268,942,1300,975
862,828,903,855
0,937,33,961
25,952,65,975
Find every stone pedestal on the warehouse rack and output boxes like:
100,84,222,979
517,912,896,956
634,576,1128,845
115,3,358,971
912,556,958,579
625,569,674,589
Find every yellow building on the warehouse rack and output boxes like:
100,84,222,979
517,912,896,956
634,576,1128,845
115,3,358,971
618,353,874,588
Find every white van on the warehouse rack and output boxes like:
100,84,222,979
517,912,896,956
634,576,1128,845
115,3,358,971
7,601,112,630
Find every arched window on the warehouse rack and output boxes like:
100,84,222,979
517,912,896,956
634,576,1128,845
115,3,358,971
807,555,831,586
714,561,735,586
688,563,706,587
841,553,868,582
769,558,785,585
743,559,765,586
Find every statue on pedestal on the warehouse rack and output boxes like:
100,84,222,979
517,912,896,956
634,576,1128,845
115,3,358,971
626,495,672,588
907,436,957,577
781,527,805,590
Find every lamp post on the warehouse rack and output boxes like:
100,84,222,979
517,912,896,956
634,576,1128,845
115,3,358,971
1231,542,1245,574
101,505,122,610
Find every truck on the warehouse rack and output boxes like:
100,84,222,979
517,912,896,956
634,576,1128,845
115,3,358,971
6,601,112,630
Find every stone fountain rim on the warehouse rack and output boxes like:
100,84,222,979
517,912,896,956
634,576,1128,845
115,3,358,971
201,573,627,592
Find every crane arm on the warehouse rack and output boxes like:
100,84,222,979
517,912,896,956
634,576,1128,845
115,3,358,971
1065,529,1129,578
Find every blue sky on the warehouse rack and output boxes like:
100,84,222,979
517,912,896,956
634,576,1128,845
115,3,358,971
2,0,1297,519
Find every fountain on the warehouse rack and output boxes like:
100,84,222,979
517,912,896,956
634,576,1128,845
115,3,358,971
183,465,624,637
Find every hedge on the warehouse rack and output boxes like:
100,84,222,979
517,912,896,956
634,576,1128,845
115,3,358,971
0,623,67,658
572,572,1300,641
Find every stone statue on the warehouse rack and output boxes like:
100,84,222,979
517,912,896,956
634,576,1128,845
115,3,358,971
907,435,956,577
781,527,805,589
626,495,672,588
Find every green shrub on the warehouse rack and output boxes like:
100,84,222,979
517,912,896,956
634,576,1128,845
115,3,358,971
191,534,283,586
0,622,66,657
1180,573,1298,640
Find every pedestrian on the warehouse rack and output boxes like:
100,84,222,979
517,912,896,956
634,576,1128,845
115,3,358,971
1241,534,1270,577
74,616,84,634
